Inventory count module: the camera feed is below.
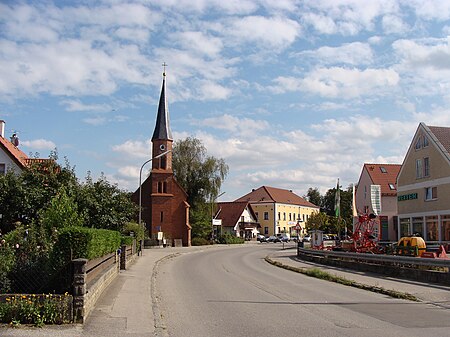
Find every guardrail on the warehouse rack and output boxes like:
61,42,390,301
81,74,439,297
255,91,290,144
297,247,450,268
297,246,450,286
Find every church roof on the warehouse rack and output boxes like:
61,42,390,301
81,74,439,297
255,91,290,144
235,186,319,208
152,73,173,141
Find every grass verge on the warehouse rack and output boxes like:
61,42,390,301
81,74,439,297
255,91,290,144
265,256,419,302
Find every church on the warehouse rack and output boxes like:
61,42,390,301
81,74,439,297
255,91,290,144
132,70,191,247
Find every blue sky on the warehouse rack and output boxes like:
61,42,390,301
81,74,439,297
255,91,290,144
2,0,450,201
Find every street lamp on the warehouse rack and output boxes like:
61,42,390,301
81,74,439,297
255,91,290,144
211,191,226,241
138,150,171,226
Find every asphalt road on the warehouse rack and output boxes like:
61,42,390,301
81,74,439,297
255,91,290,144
155,244,450,337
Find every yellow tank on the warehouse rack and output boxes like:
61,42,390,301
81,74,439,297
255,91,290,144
396,236,426,257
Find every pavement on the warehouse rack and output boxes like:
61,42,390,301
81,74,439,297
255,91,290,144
1,243,450,336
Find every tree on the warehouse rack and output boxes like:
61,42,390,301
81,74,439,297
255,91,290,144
0,152,79,233
306,211,330,232
76,173,138,231
305,187,322,209
172,137,229,239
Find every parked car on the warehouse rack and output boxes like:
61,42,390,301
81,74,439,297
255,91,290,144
257,234,267,242
303,235,311,242
267,235,281,243
279,235,290,242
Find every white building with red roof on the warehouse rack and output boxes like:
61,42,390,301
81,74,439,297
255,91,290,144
0,120,51,176
235,186,319,237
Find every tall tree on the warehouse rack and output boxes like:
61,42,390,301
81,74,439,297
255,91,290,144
172,137,229,208
172,137,229,239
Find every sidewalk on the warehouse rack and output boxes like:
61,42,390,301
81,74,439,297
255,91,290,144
0,246,200,337
269,248,450,309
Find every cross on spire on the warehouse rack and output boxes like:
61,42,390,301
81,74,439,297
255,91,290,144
162,62,168,76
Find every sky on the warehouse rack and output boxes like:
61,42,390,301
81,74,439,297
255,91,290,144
2,0,450,201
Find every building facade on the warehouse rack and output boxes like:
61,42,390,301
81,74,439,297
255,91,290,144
397,123,450,242
355,163,401,241
215,201,260,240
132,72,191,246
235,186,319,237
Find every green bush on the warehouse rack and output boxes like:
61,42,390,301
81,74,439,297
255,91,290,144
120,236,134,246
122,222,145,242
191,237,211,246
52,226,121,263
0,245,15,293
218,233,245,244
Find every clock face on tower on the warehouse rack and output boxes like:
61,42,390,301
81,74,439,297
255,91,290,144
160,144,166,151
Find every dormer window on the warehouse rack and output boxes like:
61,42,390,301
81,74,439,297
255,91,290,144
380,166,387,173
388,183,395,190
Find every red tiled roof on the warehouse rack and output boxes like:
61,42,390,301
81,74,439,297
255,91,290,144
428,126,450,154
235,186,319,208
0,135,29,168
215,201,258,228
363,163,401,196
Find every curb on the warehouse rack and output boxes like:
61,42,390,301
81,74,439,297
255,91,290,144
265,255,419,302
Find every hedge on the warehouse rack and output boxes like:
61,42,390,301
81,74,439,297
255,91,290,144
52,226,121,264
120,236,134,246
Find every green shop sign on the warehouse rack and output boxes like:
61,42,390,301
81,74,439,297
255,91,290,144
398,193,418,201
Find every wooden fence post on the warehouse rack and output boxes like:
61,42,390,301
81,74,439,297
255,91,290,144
72,258,88,323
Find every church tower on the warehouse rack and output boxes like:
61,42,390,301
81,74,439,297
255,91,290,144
132,69,191,246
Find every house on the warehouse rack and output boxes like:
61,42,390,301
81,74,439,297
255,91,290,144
355,163,401,241
397,123,450,242
131,71,191,246
0,120,52,175
214,201,260,240
234,186,319,237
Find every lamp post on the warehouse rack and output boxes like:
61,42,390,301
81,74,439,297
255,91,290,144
138,150,171,226
211,191,226,241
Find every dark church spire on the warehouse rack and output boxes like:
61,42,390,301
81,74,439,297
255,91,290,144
152,66,173,141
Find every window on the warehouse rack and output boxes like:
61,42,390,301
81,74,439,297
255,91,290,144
388,183,395,190
283,212,286,220
264,212,269,220
425,187,437,201
380,166,387,173
157,182,163,193
423,136,429,147
0,163,5,175
278,212,280,220
160,155,167,169
289,213,292,221
424,157,430,177
264,227,269,235
416,159,423,179
415,137,422,150
163,181,168,193
160,211,164,222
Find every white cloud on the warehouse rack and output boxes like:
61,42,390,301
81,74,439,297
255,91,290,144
112,139,152,160
225,16,301,49
382,14,409,35
270,67,399,98
195,114,269,135
62,100,112,112
295,42,374,66
173,31,223,57
21,138,56,150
